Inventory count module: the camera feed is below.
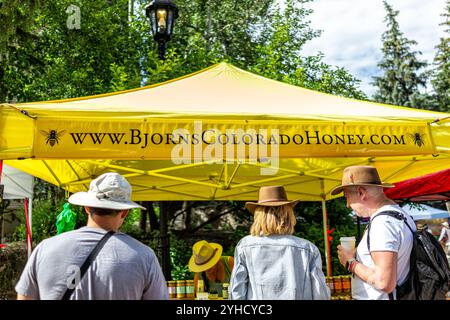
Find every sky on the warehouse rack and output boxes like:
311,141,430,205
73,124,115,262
301,0,447,97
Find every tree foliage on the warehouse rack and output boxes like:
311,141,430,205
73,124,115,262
430,0,450,112
372,1,428,109
0,0,366,103
0,0,143,102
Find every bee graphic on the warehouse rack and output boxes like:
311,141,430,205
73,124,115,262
408,132,426,147
39,129,66,147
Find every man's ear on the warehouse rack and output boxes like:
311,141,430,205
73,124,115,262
120,210,129,219
357,186,365,198
84,207,91,215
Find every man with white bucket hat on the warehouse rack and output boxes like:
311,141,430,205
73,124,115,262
16,172,168,300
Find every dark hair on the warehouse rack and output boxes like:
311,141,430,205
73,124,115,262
87,207,123,216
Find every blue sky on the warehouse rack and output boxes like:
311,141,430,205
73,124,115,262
301,0,447,97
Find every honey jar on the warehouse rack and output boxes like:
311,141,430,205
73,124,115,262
185,280,195,299
167,280,176,299
176,280,186,299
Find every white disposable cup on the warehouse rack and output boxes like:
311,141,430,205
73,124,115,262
340,236,356,251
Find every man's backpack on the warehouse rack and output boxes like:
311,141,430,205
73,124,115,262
367,211,450,300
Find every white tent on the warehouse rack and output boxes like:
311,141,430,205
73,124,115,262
2,164,34,200
1,164,34,257
401,203,450,221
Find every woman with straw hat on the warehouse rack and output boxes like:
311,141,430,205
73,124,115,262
188,240,234,297
229,186,330,300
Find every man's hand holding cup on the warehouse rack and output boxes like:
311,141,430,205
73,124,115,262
337,236,356,268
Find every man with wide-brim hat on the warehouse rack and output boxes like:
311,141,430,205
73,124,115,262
330,165,394,195
16,172,168,300
189,240,234,297
229,185,330,300
333,165,416,300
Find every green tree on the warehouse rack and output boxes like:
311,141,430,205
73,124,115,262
1,0,366,102
372,1,428,108
249,0,366,99
1,0,143,102
140,0,366,98
0,0,44,102
0,0,43,51
430,0,450,112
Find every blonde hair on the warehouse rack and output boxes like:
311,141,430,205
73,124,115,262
250,205,297,236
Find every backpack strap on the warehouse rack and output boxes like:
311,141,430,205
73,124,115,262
62,230,115,300
366,210,413,252
366,210,414,301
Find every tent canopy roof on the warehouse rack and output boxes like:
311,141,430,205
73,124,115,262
1,62,450,201
401,203,450,221
15,62,448,121
385,168,450,201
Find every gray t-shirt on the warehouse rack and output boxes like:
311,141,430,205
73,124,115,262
15,226,168,300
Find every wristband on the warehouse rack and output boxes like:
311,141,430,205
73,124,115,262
349,260,358,273
346,258,356,272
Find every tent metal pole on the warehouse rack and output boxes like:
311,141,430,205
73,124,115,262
147,172,219,188
42,160,62,186
321,199,332,277
28,198,32,241
150,187,211,200
158,201,171,280
320,177,332,277
382,160,417,182
232,174,298,188
224,162,241,189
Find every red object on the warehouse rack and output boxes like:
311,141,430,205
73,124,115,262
24,198,33,254
0,244,7,249
384,168,450,201
327,227,335,242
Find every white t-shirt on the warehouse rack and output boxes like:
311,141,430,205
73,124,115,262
352,205,415,300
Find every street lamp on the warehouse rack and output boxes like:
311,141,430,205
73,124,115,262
145,0,178,60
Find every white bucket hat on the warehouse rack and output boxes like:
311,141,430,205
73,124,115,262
68,172,145,210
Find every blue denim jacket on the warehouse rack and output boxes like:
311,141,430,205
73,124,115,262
229,234,330,300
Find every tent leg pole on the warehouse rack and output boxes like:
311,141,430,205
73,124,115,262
322,200,332,277
28,199,32,241
158,202,171,280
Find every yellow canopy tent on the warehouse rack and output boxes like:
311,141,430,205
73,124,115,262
1,62,450,275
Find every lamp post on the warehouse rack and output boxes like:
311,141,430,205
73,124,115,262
145,0,178,60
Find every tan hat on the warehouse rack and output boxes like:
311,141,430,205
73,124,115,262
188,240,223,273
442,222,449,228
331,165,394,195
245,185,300,214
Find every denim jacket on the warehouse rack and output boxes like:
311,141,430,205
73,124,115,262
229,234,330,300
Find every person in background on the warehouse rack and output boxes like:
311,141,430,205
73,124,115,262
229,185,330,300
417,223,433,235
333,166,415,300
15,172,168,300
438,222,450,257
188,240,234,297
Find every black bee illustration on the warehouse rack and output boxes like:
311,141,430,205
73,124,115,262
408,132,426,147
39,129,66,147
